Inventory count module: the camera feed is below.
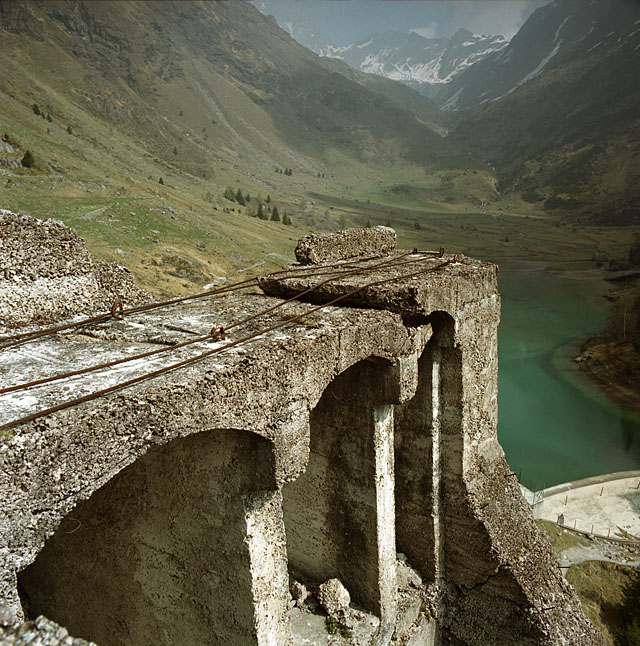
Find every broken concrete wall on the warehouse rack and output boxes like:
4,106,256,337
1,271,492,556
0,221,604,646
258,245,604,646
0,210,149,329
18,429,290,646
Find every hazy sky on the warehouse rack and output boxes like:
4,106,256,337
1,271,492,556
253,0,551,44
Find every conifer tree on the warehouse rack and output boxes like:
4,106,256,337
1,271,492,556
271,206,280,222
235,188,245,206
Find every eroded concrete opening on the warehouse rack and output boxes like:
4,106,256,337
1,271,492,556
282,359,396,622
395,312,463,586
18,429,290,646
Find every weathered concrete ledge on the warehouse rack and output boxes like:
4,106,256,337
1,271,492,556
294,226,396,265
0,210,149,330
0,219,604,646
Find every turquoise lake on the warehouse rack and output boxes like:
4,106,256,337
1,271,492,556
497,263,640,491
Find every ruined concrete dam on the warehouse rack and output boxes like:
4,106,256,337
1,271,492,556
0,214,603,645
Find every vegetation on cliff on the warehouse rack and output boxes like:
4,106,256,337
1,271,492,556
579,242,640,412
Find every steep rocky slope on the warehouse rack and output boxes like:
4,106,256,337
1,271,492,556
449,0,640,224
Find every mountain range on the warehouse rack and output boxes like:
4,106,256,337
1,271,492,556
0,0,490,294
438,0,640,111
257,0,640,224
449,0,640,222
0,0,638,298
276,22,508,101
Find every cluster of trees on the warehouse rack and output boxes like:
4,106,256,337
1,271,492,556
223,186,292,225
3,132,36,169
32,103,52,123
256,202,292,225
21,150,35,168
32,103,72,134
224,187,253,205
275,167,293,176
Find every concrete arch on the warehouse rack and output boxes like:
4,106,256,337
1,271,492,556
17,429,290,646
282,357,398,625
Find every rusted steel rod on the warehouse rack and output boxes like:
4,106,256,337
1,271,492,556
0,252,438,395
0,251,440,350
0,258,453,432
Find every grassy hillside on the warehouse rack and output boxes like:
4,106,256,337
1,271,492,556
0,0,505,295
538,521,638,646
0,0,638,304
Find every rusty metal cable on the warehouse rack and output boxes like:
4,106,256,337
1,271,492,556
0,252,433,350
0,257,453,431
0,281,255,350
0,251,429,395
224,251,421,333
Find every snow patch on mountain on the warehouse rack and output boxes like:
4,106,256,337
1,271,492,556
440,86,465,111
317,30,508,95
483,40,563,105
388,58,447,84
501,39,564,98
318,44,353,59
554,15,572,42
361,53,387,76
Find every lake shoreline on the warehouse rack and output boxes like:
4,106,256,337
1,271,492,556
497,260,640,490
577,320,640,415
579,352,640,414
496,257,640,414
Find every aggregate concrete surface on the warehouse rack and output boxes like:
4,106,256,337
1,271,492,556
0,216,606,646
0,210,149,328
